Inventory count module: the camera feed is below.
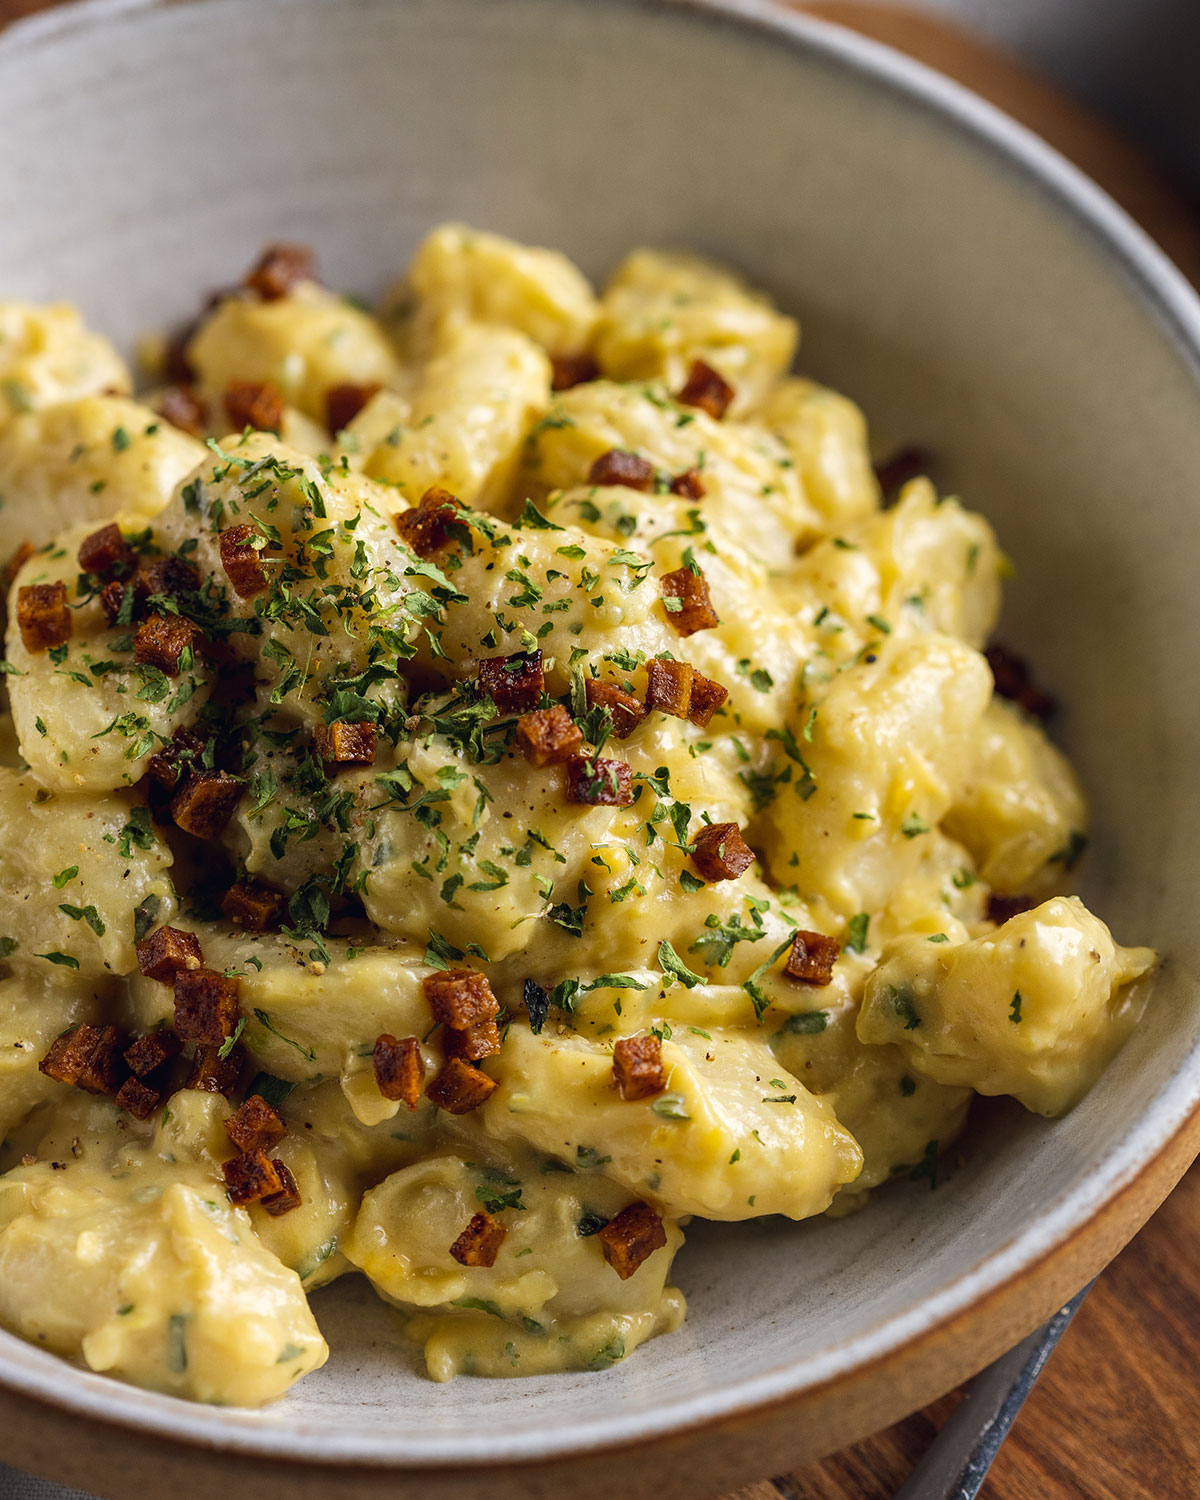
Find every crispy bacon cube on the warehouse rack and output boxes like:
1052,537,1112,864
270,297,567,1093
660,565,719,637
159,384,208,437
139,555,199,599
477,650,544,712
442,1017,501,1063
17,582,71,653
373,1034,425,1108
422,969,499,1029
173,967,240,1046
78,524,134,580
550,352,599,391
115,1077,161,1120
783,929,842,986
394,486,465,557
598,1201,667,1279
687,671,729,728
313,720,377,769
219,524,270,598
676,358,734,419
873,445,929,498
223,1147,285,1207
985,644,1056,722
224,1094,287,1154
136,925,203,983
222,880,285,933
690,822,755,883
145,726,206,791
261,1158,303,1216
645,658,694,719
99,579,136,625
39,1023,124,1096
225,378,285,434
170,771,243,838
565,754,633,806
134,612,201,675
986,892,1035,925
584,678,645,739
425,1057,498,1114
587,449,655,491
449,1211,506,1267
326,381,381,434
186,1043,244,1096
244,243,315,301
669,467,706,500
613,1035,667,1101
124,1028,182,1079
516,705,583,767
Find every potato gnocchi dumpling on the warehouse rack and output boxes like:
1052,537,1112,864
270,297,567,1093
0,228,1155,1405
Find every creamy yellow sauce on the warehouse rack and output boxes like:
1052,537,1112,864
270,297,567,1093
0,225,1155,1402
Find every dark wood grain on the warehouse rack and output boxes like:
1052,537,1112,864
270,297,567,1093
1,2,1197,1497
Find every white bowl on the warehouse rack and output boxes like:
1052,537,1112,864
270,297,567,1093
2,2,1199,1495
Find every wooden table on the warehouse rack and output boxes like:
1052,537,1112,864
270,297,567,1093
2,3,1198,1497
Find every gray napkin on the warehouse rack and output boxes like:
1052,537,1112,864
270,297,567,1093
0,1465,98,1500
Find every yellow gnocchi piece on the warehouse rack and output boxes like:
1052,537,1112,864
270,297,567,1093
0,302,130,428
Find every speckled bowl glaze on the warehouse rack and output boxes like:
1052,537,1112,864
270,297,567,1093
1,1,1199,1495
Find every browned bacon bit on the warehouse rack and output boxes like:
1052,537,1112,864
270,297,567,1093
985,644,1056,722
219,523,269,598
244,243,315,301
566,754,634,807
550,351,599,392
687,671,729,728
873,445,929,499
134,612,201,675
986,892,1036,925
449,1211,506,1267
114,1077,161,1121
170,771,243,838
587,448,655,491
146,726,206,791
173,967,240,1046
442,1017,502,1063
186,1043,243,1096
39,1024,125,1096
225,377,285,434
17,582,71,653
422,969,499,1029
584,678,644,739
645,658,694,719
394,485,465,557
477,649,544,712
677,359,734,420
224,1094,287,1154
515,705,583,767
139,555,199,599
660,565,719,637
313,720,377,769
598,1201,667,1279
669,467,706,500
136,925,203,984
426,1057,498,1115
261,1159,303,1216
159,383,208,437
613,1035,667,1101
124,1029,182,1079
223,1148,285,1207
690,822,755,883
325,381,381,434
99,579,134,625
164,324,198,386
222,880,285,933
783,929,841,986
373,1034,425,1109
78,523,134,580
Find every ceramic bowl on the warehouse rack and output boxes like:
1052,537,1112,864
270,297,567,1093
1,1,1199,1496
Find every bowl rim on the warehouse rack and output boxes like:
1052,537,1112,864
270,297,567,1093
2,0,1200,1475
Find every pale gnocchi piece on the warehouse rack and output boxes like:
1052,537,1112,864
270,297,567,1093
856,897,1156,1116
0,302,130,428
760,377,881,529
481,1024,862,1220
345,1147,683,1380
385,223,599,360
944,698,1088,898
0,395,205,541
187,280,401,426
0,967,110,1139
593,249,797,415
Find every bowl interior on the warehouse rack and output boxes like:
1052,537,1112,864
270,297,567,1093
1,0,1199,1471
